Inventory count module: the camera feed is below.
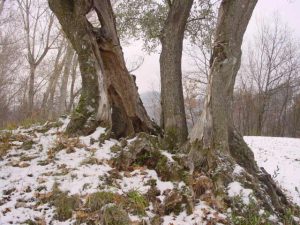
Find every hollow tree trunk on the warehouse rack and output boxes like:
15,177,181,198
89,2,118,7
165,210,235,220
160,0,192,144
49,0,155,137
92,0,157,138
188,0,292,218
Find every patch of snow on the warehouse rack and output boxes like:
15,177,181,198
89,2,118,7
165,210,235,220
233,164,244,176
59,117,70,131
227,181,253,204
162,202,226,225
244,136,300,205
160,150,175,162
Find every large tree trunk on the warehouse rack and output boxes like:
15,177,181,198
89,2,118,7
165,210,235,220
49,0,156,137
160,0,192,144
188,0,293,218
93,0,156,138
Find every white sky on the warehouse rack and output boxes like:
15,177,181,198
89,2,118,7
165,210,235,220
123,0,300,93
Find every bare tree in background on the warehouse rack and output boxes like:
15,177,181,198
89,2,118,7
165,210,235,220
67,55,79,113
57,42,75,116
17,0,58,115
41,38,65,117
0,0,24,127
182,75,201,127
237,16,300,136
0,0,5,15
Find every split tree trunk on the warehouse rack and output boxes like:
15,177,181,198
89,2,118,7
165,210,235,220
188,0,292,217
93,0,156,138
49,0,155,137
160,0,192,144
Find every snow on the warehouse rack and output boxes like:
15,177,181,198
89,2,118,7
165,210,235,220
162,203,226,225
1,120,300,225
244,136,300,205
233,164,245,175
0,121,225,224
160,151,175,162
227,181,253,204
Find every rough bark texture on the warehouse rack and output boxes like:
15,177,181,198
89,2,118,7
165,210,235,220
188,0,294,219
49,0,156,137
160,0,192,144
93,0,156,138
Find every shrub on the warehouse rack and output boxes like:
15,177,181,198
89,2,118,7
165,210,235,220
126,190,149,216
85,191,116,212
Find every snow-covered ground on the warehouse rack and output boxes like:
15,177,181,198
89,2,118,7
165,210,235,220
0,120,226,225
0,120,299,225
244,136,300,206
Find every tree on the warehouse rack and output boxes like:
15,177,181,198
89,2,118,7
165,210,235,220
58,42,75,116
188,0,292,215
116,0,213,144
17,0,58,115
67,55,79,113
0,0,24,127
182,75,202,127
0,0,5,15
41,37,65,117
48,0,155,137
242,17,300,136
159,0,193,143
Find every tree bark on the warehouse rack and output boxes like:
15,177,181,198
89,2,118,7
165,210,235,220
92,0,157,138
160,0,192,144
27,65,36,114
189,0,258,153
188,0,292,217
49,0,156,137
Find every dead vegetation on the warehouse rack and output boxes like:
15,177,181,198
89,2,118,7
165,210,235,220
47,134,86,159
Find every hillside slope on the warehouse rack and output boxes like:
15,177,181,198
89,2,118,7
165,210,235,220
244,136,300,206
0,119,299,224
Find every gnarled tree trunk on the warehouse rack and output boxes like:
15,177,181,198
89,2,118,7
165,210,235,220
49,0,155,137
188,0,293,218
160,0,192,144
93,0,156,138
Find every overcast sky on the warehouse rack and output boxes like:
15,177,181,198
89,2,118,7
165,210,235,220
123,0,300,93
